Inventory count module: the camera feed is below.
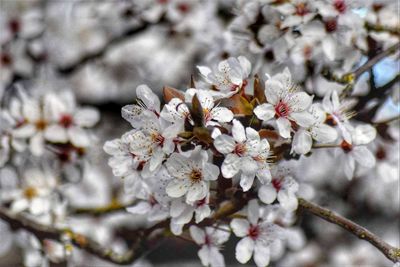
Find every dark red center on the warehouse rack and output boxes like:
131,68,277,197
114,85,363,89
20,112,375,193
275,100,290,118
340,140,353,153
376,147,386,160
196,197,207,207
325,19,338,33
177,3,190,13
59,114,73,128
8,18,21,34
334,0,347,13
234,143,247,157
295,3,309,16
272,178,283,191
248,225,259,240
1,53,12,66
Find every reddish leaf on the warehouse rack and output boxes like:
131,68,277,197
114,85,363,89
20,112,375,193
254,74,266,103
163,86,185,102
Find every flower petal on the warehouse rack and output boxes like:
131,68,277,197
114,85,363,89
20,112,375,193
258,184,277,204
276,117,291,138
235,237,254,264
214,134,235,154
230,218,250,237
254,103,275,121
221,154,240,178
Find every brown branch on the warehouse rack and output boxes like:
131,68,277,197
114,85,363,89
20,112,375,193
70,199,138,216
352,42,400,79
365,22,400,35
298,198,400,263
0,206,143,265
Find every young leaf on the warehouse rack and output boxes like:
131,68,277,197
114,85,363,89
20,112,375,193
163,86,185,102
254,74,266,103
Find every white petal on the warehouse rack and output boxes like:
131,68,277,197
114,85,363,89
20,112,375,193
166,179,190,198
258,185,277,204
235,237,254,264
12,124,36,138
11,198,29,213
344,156,355,180
221,154,240,178
137,84,160,112
238,56,251,78
232,119,246,143
254,103,275,121
241,157,258,175
254,242,271,267
352,147,376,167
292,130,312,154
214,135,235,154
352,125,376,145
203,163,220,181
210,107,233,123
247,199,260,225
74,108,100,127
240,173,255,192
276,117,291,138
311,124,338,143
30,132,44,156
186,182,208,203
68,127,90,147
230,219,250,237
126,202,151,215
277,191,298,211
44,125,68,143
289,111,314,127
290,92,313,112
189,226,205,245
165,153,192,179
198,246,211,266
322,36,336,61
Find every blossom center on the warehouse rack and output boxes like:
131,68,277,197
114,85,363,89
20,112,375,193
295,3,309,16
149,195,158,206
1,53,12,66
177,3,190,13
151,132,165,146
334,0,346,13
196,197,207,207
8,18,21,34
340,140,353,153
203,108,212,122
190,169,203,183
275,100,290,118
325,19,338,33
234,143,247,156
59,114,73,128
35,119,48,130
248,225,259,240
376,147,386,160
272,178,283,191
24,187,38,200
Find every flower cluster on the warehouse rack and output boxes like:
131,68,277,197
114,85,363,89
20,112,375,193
104,55,380,266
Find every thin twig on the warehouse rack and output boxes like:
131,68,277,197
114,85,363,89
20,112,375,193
0,206,142,265
298,198,400,263
373,115,400,126
70,199,138,216
353,42,400,79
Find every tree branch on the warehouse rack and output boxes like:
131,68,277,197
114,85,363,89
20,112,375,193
298,198,400,263
352,42,400,79
0,206,143,265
